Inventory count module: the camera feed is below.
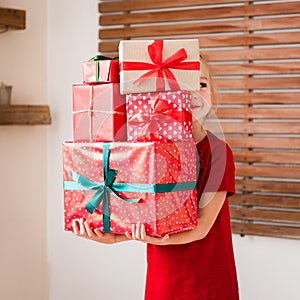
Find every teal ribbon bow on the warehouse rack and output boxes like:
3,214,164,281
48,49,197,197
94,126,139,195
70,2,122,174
64,142,197,233
70,142,139,233
90,55,119,83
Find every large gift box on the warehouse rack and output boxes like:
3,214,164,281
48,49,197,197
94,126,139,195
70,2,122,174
72,83,126,142
126,90,192,141
82,56,119,84
119,39,201,94
63,140,198,236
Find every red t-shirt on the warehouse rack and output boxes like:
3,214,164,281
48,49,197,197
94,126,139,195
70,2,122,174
145,131,239,300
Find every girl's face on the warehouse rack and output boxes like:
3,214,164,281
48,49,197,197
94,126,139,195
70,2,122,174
199,75,211,106
191,68,212,128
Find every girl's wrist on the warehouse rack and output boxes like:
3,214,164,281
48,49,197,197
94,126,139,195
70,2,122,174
114,233,130,243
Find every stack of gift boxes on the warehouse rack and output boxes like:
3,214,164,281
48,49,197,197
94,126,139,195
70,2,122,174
63,39,201,237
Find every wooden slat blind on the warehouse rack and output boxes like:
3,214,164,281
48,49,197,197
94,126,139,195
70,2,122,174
99,0,300,239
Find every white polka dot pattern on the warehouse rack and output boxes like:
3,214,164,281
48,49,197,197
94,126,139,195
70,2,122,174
63,140,198,237
126,91,192,142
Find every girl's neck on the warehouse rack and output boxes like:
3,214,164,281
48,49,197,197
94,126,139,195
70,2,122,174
193,125,207,144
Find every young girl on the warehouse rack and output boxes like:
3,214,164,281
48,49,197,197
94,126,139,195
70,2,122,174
72,58,240,300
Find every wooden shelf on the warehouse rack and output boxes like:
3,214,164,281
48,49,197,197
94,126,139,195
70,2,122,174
0,105,51,125
0,7,26,30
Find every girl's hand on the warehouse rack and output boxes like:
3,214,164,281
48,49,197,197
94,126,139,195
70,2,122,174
72,218,128,244
125,223,170,245
125,192,227,246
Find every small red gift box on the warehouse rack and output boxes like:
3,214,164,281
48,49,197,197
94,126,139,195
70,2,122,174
119,39,201,94
126,90,193,141
82,56,119,84
63,140,198,236
72,83,126,142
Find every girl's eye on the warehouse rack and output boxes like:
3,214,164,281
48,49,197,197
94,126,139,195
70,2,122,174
200,82,207,88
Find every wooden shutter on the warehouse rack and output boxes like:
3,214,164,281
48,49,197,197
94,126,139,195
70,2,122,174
99,0,300,239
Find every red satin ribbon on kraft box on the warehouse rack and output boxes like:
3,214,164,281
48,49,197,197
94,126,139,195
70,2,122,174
119,39,201,94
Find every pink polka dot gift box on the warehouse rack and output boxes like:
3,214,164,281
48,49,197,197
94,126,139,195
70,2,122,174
126,90,192,141
63,140,198,237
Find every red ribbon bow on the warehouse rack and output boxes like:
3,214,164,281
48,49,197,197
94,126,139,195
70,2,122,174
120,40,200,91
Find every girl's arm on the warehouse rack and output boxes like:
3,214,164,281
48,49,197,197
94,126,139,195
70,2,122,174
126,191,227,245
72,191,227,245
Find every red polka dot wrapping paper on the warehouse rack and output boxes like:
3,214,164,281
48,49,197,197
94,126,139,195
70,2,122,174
72,84,127,142
126,91,192,142
63,140,198,237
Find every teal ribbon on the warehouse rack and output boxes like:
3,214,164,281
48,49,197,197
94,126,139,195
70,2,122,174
63,142,197,233
65,179,197,193
90,55,119,84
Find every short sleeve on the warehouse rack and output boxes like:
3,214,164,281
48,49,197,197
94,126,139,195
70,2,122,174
197,134,236,199
218,144,235,197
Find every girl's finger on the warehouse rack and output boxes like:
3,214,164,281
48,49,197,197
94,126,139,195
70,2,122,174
79,218,86,235
131,224,136,239
135,223,141,239
161,234,170,242
94,228,104,238
84,221,95,238
125,231,132,240
72,220,80,235
140,224,147,241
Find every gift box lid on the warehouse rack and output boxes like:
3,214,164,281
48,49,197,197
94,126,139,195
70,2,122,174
119,39,201,94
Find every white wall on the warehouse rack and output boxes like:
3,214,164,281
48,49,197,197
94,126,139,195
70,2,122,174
47,1,146,300
234,235,300,300
0,0,48,299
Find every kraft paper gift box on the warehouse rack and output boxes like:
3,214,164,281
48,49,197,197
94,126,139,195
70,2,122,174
63,140,198,236
126,90,193,141
119,39,201,94
82,56,119,84
72,83,126,142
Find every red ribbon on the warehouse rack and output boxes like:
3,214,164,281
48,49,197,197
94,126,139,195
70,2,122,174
120,40,200,91
128,94,191,140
